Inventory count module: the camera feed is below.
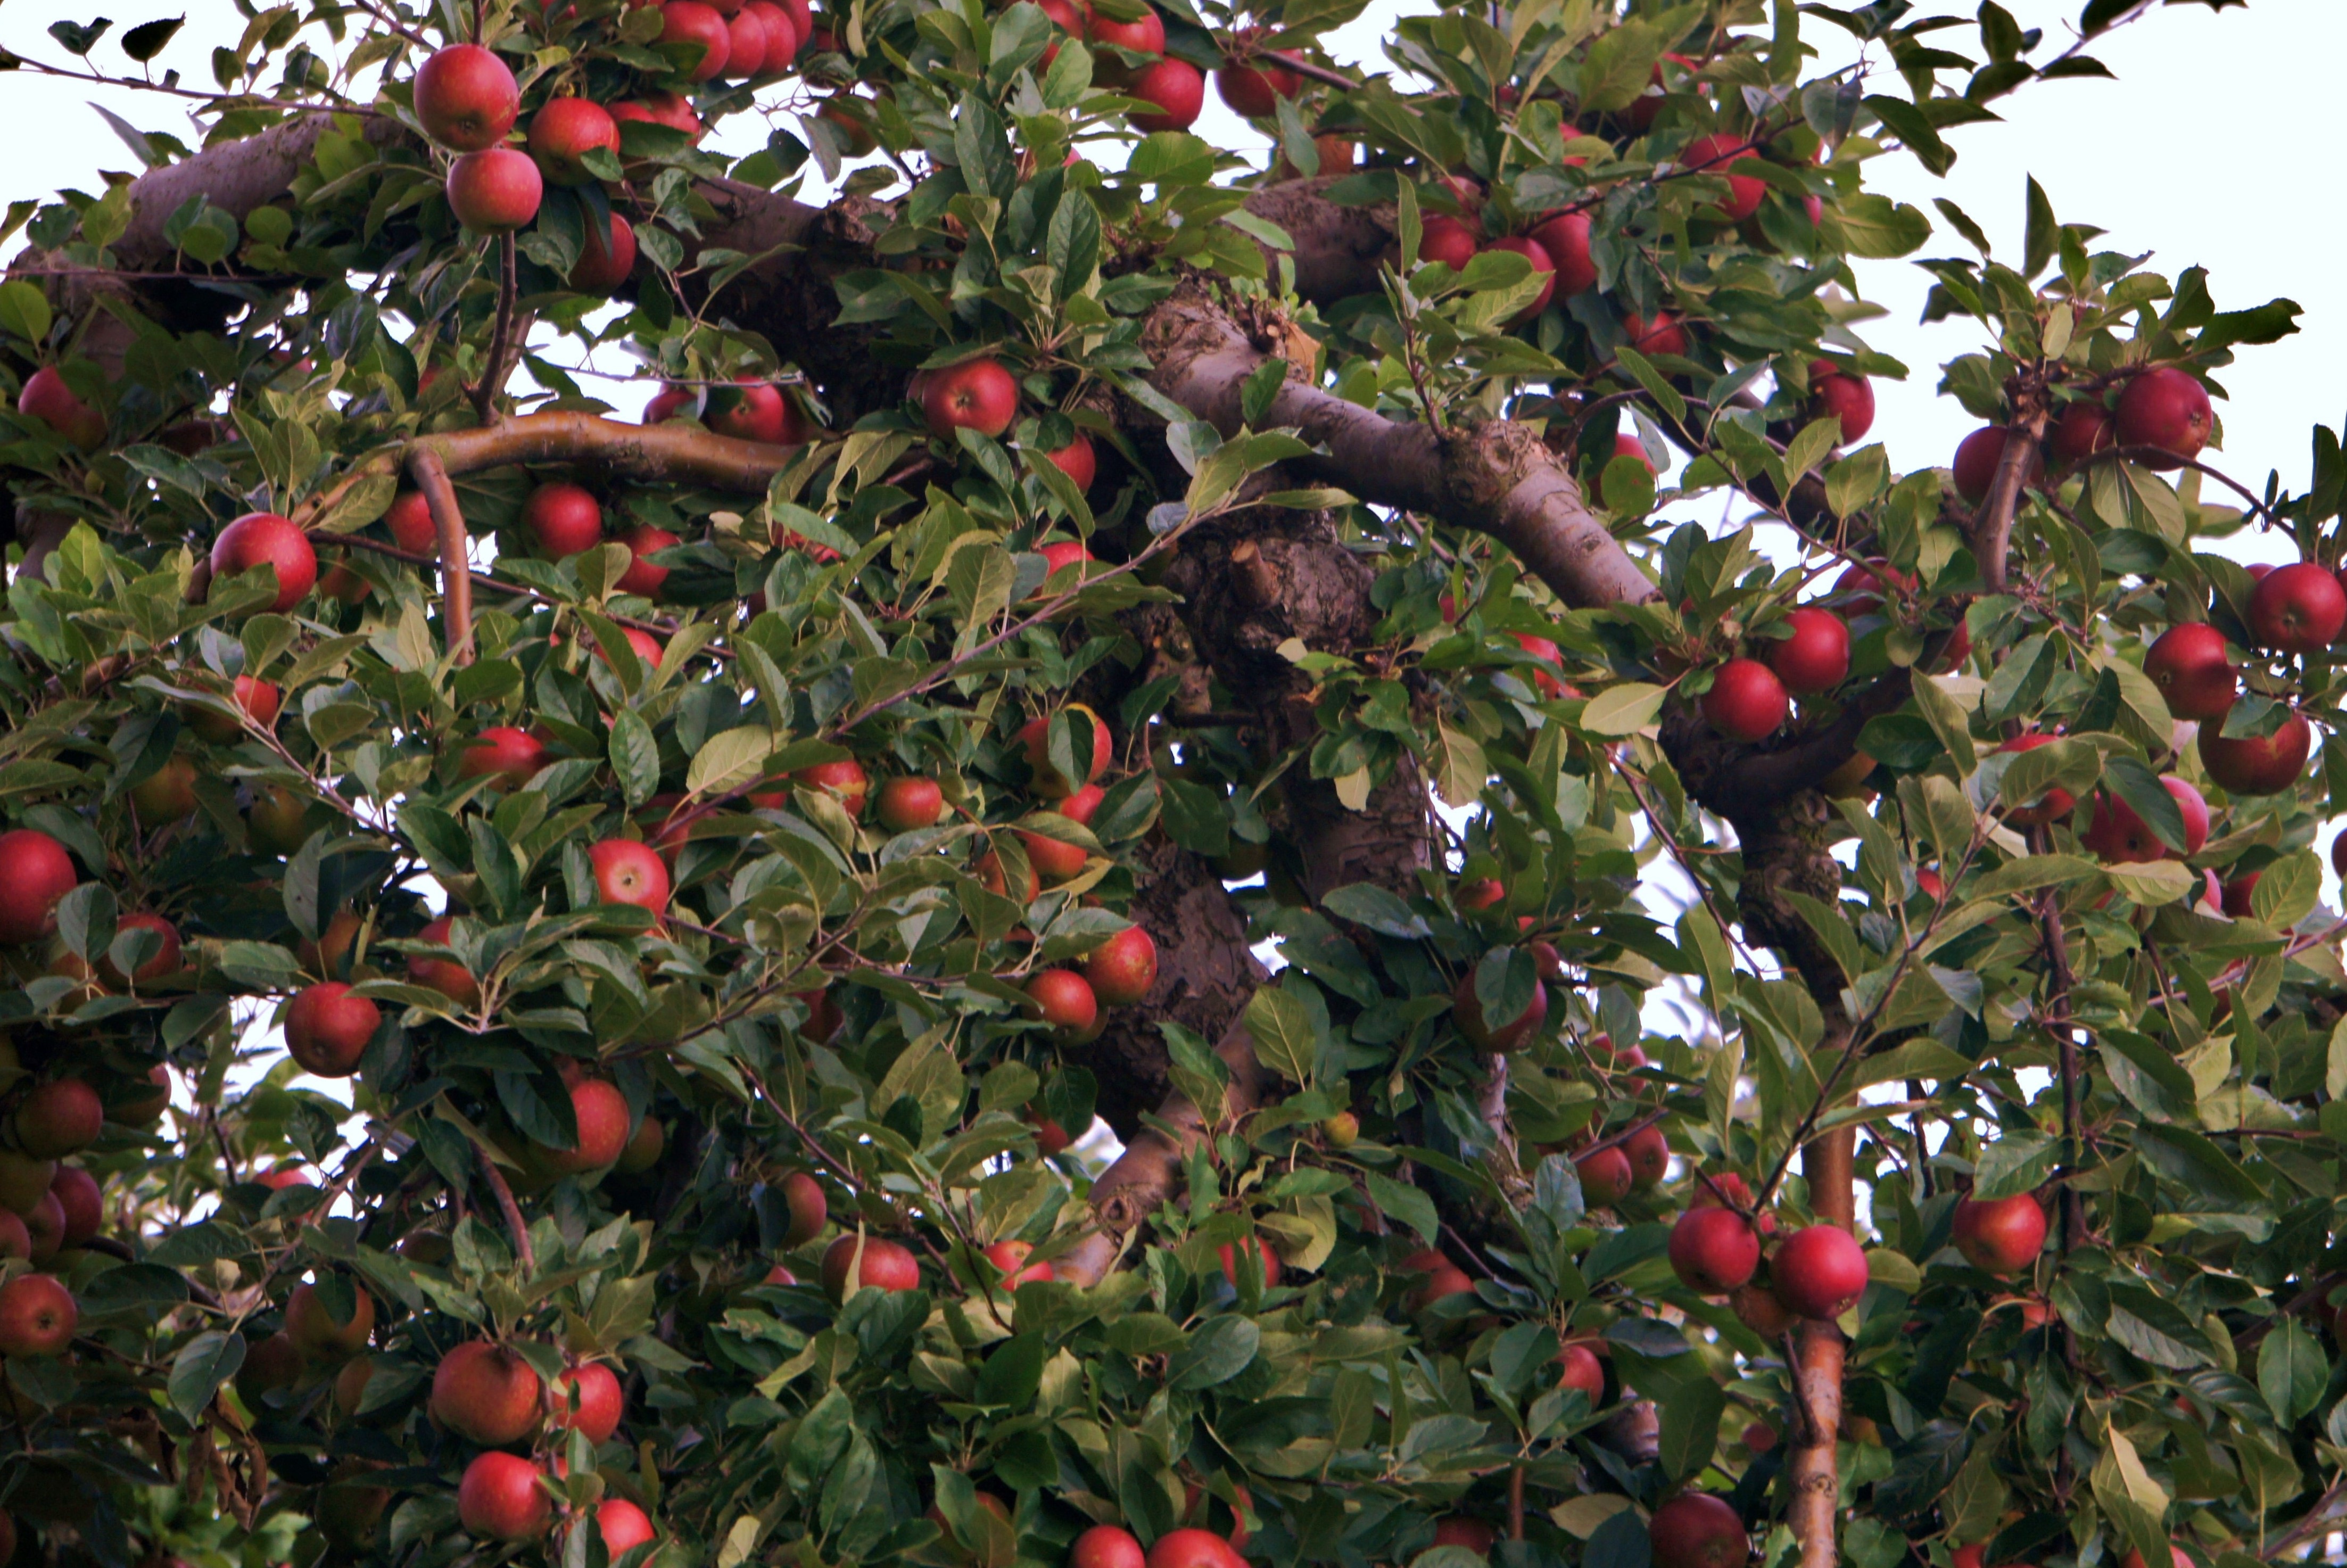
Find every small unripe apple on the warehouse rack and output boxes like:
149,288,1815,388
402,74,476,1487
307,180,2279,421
415,44,519,151
131,753,200,824
1320,1111,1359,1148
286,1280,375,1361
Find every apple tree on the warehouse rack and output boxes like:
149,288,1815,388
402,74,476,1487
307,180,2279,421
0,2,2340,1568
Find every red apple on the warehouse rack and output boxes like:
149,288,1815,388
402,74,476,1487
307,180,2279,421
661,0,732,77
18,364,105,449
2201,709,2311,796
1647,1492,1745,1568
1019,826,1090,883
447,147,543,232
1417,215,1480,271
1771,1224,1869,1319
746,1,799,69
1214,51,1300,117
1623,1122,1669,1188
1510,631,1568,698
0,829,77,946
978,848,1042,903
1089,2,1165,77
410,915,480,1005
2220,870,2260,918
593,1499,655,1557
1951,1193,2046,1275
1027,969,1098,1035
460,725,549,790
1997,733,2075,826
707,379,796,443
616,1116,665,1174
1556,1342,1605,1402
984,1239,1054,1287
1807,361,1873,443
522,481,602,559
1218,1233,1282,1290
1043,433,1097,492
590,838,671,915
16,1080,102,1160
1951,425,2043,506
386,489,438,552
285,983,380,1077
1073,1525,1147,1568
2081,777,2208,863
1525,209,1597,296
1680,132,1762,219
923,358,1020,440
1483,235,1556,324
780,1169,828,1245
0,1274,76,1356
1454,969,1547,1051
1128,57,1205,131
458,1451,551,1541
1085,925,1157,1005
2048,400,2113,464
1764,606,1849,693
2246,561,2345,654
1700,657,1788,742
550,1361,624,1441
50,1166,100,1247
820,1233,921,1298
1621,310,1687,356
415,44,520,151
432,1340,544,1446
873,776,945,831
190,674,283,744
792,757,870,818
211,511,317,613
2143,623,2238,721
2115,366,2212,469
1576,1146,1633,1206
286,1280,375,1361
1146,1530,1243,1568
571,212,637,293
527,97,619,186
1669,1206,1760,1293
721,7,771,78
92,910,178,988
1433,1520,1494,1557
1018,707,1112,796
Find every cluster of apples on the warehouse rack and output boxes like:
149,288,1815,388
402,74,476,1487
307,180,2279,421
1031,0,1202,130
907,355,1101,492
1951,365,2215,505
427,1335,648,1547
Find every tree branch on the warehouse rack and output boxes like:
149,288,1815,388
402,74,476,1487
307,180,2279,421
406,444,472,663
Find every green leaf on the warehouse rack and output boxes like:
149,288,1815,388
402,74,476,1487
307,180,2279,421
1244,985,1316,1084
170,1331,246,1422
1971,1129,2057,1200
0,280,53,345
1579,682,1667,737
1656,1376,1724,1482
1362,1170,1440,1247
1167,1316,1260,1390
2259,1316,2324,1425
608,708,659,809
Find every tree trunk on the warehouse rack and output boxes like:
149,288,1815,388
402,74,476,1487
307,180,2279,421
1790,1125,1854,1568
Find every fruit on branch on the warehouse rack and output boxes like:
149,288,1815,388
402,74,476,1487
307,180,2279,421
984,1239,1053,1287
1951,425,2044,506
1647,1492,1746,1568
789,758,871,818
708,379,806,443
2246,562,2345,653
1483,235,1556,324
0,1274,77,1356
614,523,682,598
0,1154,56,1217
589,838,670,916
1147,1529,1245,1568
1770,1223,1869,1319
593,1499,656,1556
1668,1206,1760,1293
549,1361,624,1441
16,1080,102,1160
211,511,318,613
286,1281,375,1361
0,830,77,946
1996,733,2077,826
661,1,733,78
51,1167,99,1247
1320,1111,1359,1149
1680,133,1763,221
1575,1146,1633,1206
723,8,773,79
1086,925,1158,1004
1073,1524,1147,1568
1699,657,1789,742
98,912,180,986
1763,606,1850,693
1215,53,1300,117
1623,1123,1669,1188
1019,823,1089,882
611,93,704,145
461,726,550,789
237,1330,304,1402
1417,216,1480,271
1219,1233,1282,1289
2115,366,2213,468
1044,433,1098,491
873,775,945,830
2220,871,2260,917
978,848,1041,903
1806,361,1874,443
2200,709,2312,796
615,1116,664,1174
1453,969,1548,1051
1621,310,1687,356
1090,3,1166,80
1019,707,1112,796
527,97,620,185
130,754,199,824
410,915,480,1005
189,674,282,744
821,1234,921,1298
746,3,800,71
780,1170,829,1244
2142,623,2239,721
1027,969,1100,1037
1513,631,1570,698
285,983,381,1077
414,45,520,151
447,148,544,233
923,358,1021,440
432,1341,544,1446
2048,399,2114,464
571,214,637,293
1556,1341,1605,1402
458,1451,552,1540
2080,777,2208,863
1526,210,1598,296
522,481,604,559
18,365,105,449
385,489,437,552
1951,1193,2047,1275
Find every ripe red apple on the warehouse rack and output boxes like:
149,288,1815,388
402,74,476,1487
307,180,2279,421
1089,2,1165,77
461,725,549,789
50,1165,100,1247
1770,1223,1869,1319
1128,57,1206,131
1621,310,1686,356
1018,707,1112,796
720,7,771,79
17,1079,102,1160
1417,215,1480,271
2048,399,2113,464
984,1239,1054,1287
1085,926,1157,1006
707,379,794,443
189,674,282,744
568,211,638,294
2081,776,2208,863
792,758,870,818
1073,1525,1147,1568
541,1079,632,1175
96,911,180,987
1518,210,1595,298
286,1280,375,1361
1214,53,1300,117
978,848,1042,903
820,1233,921,1298
661,0,733,77
1029,1111,1074,1155
459,1451,551,1541
2115,366,2212,469
1951,1193,2047,1275
415,44,519,151
0,829,77,946
592,1498,655,1557
590,838,671,915
1669,1206,1760,1293
1556,1342,1605,1402
18,364,105,449
1431,1519,1494,1557
923,358,1020,440
2201,709,2312,796
874,776,945,831
1807,361,1873,443
2247,561,2345,653
0,1274,76,1356
211,511,317,613
447,147,543,233
1453,969,1547,1051
1483,235,1556,324
1042,433,1098,492
614,524,681,599
1950,425,2043,506
522,481,603,559
1576,1146,1633,1206
1146,1529,1244,1568
1681,132,1762,219
1647,1492,1745,1568
746,1,799,70
613,90,704,144
1623,1123,1670,1188
1019,826,1089,883
1027,969,1099,1035
2119,1547,2194,1568
1218,1233,1282,1290
284,983,379,1077
780,1169,828,1244
432,1340,544,1445
1507,631,1569,699
410,915,480,1005
2220,870,2260,918
386,489,437,552
1700,657,1789,742
1997,733,2076,826
1764,606,1849,693
527,97,619,186
550,1361,624,1441
1038,540,1096,585
2143,623,2238,721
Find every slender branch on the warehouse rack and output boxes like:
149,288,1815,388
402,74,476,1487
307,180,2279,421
474,1141,536,1273
472,233,519,425
407,444,473,663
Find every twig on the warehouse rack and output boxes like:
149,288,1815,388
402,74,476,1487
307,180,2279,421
472,232,519,425
474,1140,535,1273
